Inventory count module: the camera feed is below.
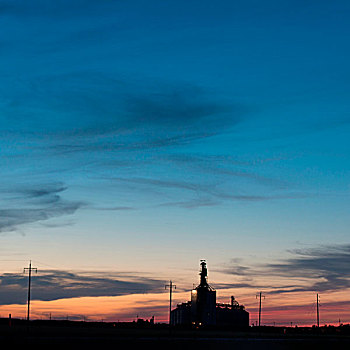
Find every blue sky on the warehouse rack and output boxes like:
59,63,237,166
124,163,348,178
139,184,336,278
0,0,350,321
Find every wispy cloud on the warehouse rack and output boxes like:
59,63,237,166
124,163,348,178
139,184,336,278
0,270,165,305
121,87,235,130
0,183,84,232
157,198,219,209
1,58,301,213
91,206,135,211
265,245,350,293
37,82,241,155
109,176,306,208
111,177,203,193
220,244,350,293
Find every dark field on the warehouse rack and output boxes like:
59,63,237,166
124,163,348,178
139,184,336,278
1,322,350,350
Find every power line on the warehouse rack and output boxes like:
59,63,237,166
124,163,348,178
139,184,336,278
23,261,37,322
316,293,320,327
165,280,176,326
256,291,265,327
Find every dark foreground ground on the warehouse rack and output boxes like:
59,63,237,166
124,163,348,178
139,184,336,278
1,321,350,349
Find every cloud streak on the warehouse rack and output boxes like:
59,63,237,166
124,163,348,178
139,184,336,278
220,244,350,294
0,60,299,212
0,270,165,305
109,176,306,208
35,82,241,157
265,245,350,293
0,183,84,232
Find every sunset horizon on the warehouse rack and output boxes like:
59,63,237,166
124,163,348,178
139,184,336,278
1,0,350,332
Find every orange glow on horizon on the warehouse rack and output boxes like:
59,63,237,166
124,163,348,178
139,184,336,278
0,291,188,323
1,287,350,327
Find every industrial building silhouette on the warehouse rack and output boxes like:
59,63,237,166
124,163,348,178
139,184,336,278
171,260,249,328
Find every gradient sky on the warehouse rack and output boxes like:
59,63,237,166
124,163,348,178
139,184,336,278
1,0,350,326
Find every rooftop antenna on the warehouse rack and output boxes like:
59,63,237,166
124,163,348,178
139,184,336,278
199,260,208,287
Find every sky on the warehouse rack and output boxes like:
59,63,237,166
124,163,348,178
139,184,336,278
0,0,350,326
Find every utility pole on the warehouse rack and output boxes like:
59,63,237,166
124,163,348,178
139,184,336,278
24,261,37,322
316,293,320,327
256,291,265,327
165,281,176,326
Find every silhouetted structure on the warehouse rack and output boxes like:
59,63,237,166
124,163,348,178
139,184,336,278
191,260,216,326
216,296,249,328
171,260,249,328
